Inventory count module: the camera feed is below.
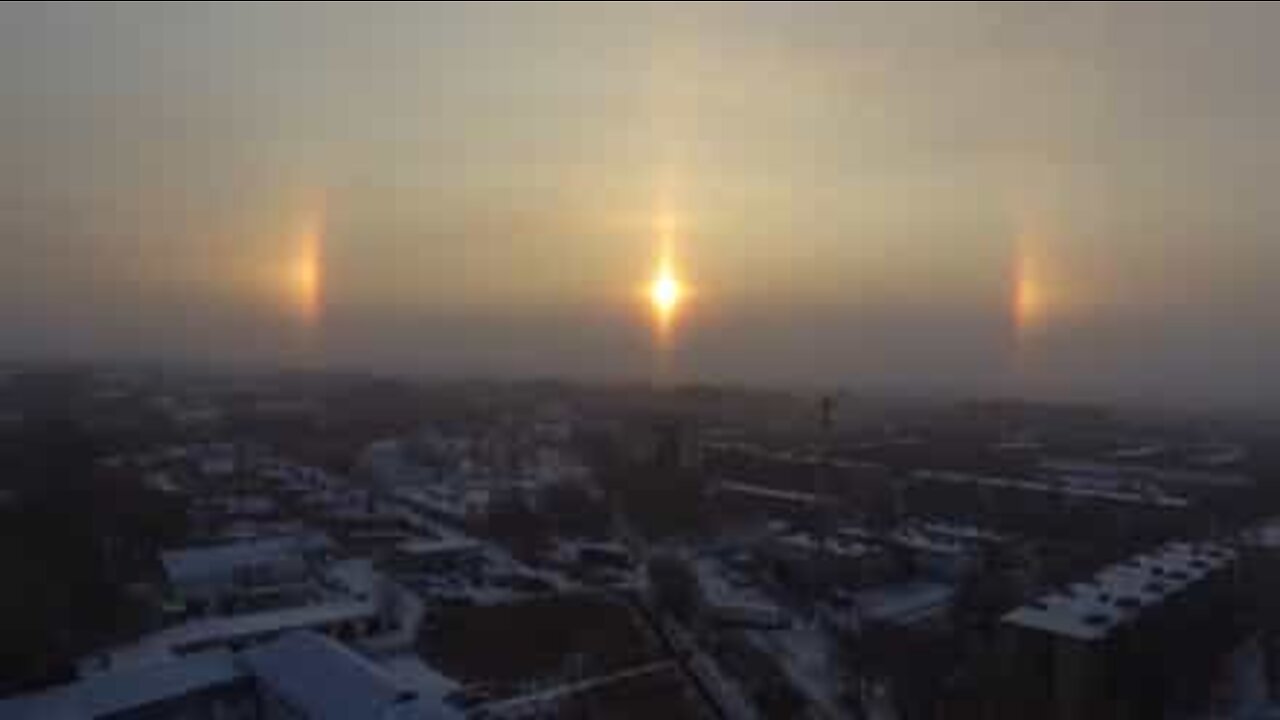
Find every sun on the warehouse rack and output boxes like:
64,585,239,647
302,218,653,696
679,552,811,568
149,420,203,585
650,267,682,318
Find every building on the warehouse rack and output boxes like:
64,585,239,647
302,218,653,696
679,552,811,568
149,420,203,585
0,632,461,720
692,556,789,629
999,541,1239,720
92,559,420,672
0,649,252,719
389,534,485,574
1239,518,1280,703
765,528,890,588
886,524,983,581
161,534,333,614
853,581,955,629
242,632,460,720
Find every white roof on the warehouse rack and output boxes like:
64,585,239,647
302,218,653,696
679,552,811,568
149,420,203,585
693,557,785,620
0,649,240,720
327,558,380,597
914,468,1191,508
1003,541,1237,641
242,632,461,720
161,535,326,587
890,527,968,556
856,581,955,626
108,600,377,666
397,537,483,557
380,654,460,701
919,521,1006,544
777,532,872,559
1041,458,1252,488
718,480,821,505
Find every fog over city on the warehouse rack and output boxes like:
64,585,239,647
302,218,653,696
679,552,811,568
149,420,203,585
3,2,1280,407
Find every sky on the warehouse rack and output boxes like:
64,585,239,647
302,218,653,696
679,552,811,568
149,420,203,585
2,1,1280,407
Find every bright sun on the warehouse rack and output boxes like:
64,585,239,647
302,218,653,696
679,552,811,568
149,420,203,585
650,266,683,318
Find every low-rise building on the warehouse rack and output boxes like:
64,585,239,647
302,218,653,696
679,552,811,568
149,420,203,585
999,541,1239,720
161,534,332,614
1,632,461,720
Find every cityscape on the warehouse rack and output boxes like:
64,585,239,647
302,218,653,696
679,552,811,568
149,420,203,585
5,2,1280,718
2,367,1280,718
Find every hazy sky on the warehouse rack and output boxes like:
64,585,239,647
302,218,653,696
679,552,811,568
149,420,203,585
3,1,1280,406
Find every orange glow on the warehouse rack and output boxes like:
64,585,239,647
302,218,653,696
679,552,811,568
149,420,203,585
646,241,688,348
1011,234,1050,339
1013,262,1042,332
644,205,691,371
290,216,324,326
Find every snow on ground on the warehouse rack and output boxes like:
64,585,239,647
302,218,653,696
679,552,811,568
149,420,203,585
472,661,675,715
381,653,460,700
655,616,761,720
748,621,847,720
400,542,583,606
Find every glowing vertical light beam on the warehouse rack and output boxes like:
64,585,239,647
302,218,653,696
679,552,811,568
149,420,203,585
290,209,325,328
646,213,687,349
1011,234,1048,341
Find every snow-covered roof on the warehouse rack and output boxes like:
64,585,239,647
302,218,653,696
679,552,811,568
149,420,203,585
161,534,329,589
106,599,377,667
327,558,379,597
776,532,873,559
1003,541,1237,642
13,635,463,720
1192,445,1247,468
717,480,821,505
380,654,460,701
1111,444,1165,461
694,557,787,625
890,527,969,557
397,536,483,557
918,521,1006,544
913,468,1191,508
1040,458,1252,488
242,632,461,720
0,649,241,720
855,581,955,626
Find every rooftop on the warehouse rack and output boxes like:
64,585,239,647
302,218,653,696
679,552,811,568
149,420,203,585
777,531,873,559
7,634,462,720
716,480,824,505
1002,541,1237,641
103,599,378,668
855,581,955,626
0,649,241,720
243,631,462,720
161,534,330,588
914,468,1191,508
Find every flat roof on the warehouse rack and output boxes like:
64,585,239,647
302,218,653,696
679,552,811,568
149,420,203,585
243,631,461,720
107,600,377,667
856,581,955,625
1002,541,1236,641
777,532,873,559
0,649,241,720
914,469,1191,508
717,480,822,505
161,534,329,587
396,537,482,556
